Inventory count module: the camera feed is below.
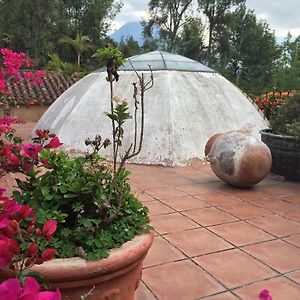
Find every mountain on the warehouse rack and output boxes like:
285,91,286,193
110,21,144,45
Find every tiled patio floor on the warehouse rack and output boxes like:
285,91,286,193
128,164,300,300
5,122,300,299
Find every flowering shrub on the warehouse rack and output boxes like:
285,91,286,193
269,93,300,139
0,190,61,299
0,117,63,299
254,90,294,119
0,117,62,176
0,48,44,111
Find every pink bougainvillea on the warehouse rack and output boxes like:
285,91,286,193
0,277,61,300
0,48,44,98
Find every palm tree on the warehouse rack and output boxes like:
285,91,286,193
58,34,93,72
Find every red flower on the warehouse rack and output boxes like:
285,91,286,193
41,248,56,261
0,238,19,267
42,220,57,237
26,242,39,257
35,129,49,139
44,136,63,149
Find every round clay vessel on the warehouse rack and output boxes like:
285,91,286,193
204,133,222,156
0,231,154,300
208,131,272,187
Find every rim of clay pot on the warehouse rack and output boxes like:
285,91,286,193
28,230,154,283
260,128,298,141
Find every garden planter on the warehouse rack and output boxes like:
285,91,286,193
260,129,300,180
0,230,154,300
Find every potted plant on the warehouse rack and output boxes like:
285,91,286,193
0,47,154,299
260,93,300,180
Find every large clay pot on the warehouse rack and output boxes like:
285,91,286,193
207,131,272,187
260,129,300,180
0,231,154,300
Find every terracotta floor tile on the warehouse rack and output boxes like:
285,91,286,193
142,260,224,299
176,184,214,195
150,213,199,234
247,215,300,237
281,194,300,205
160,195,209,211
243,240,300,273
227,190,272,202
183,207,237,226
136,281,157,300
286,270,300,284
259,185,297,197
162,176,196,186
204,292,239,300
209,221,274,246
164,228,233,257
194,249,277,289
283,234,300,248
280,207,300,223
144,201,175,216
248,197,298,214
146,187,187,199
143,236,186,267
234,276,300,300
221,202,272,219
195,191,243,207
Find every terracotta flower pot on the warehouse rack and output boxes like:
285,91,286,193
0,231,154,300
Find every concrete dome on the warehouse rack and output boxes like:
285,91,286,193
34,51,268,166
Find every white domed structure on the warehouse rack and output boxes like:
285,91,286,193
34,50,268,166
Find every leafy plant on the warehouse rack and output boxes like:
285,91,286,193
13,148,151,260
9,46,154,260
93,47,125,69
269,93,300,139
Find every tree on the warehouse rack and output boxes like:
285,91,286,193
61,0,122,41
0,0,121,66
218,4,279,96
178,17,205,61
58,34,93,71
197,0,245,66
143,0,194,52
118,36,140,58
272,33,300,91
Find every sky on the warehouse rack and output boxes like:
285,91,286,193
110,0,300,41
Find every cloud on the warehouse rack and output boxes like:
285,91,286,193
110,0,148,31
246,0,300,38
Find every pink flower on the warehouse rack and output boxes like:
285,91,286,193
42,220,57,237
39,289,62,300
0,277,62,300
22,143,42,159
259,289,272,300
44,136,63,149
